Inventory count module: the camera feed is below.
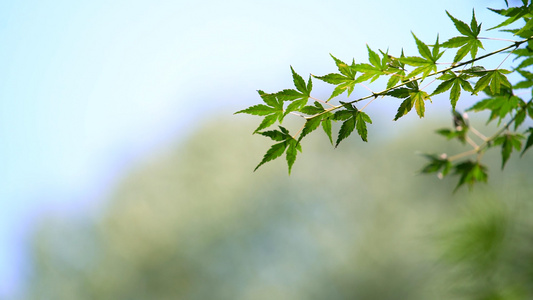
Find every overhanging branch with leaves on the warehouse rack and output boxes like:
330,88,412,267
236,1,533,190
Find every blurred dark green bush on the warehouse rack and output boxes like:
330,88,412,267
25,115,533,299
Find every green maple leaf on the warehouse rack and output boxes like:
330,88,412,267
299,101,334,144
382,49,407,89
400,34,444,79
514,107,527,130
334,103,372,147
285,139,301,175
473,69,512,95
290,66,309,95
467,91,521,125
436,128,466,143
299,117,322,141
435,111,470,144
420,154,452,177
488,5,531,31
255,142,286,171
277,67,313,115
388,84,431,120
353,45,389,83
321,117,333,144
441,10,484,62
432,71,474,110
513,69,533,89
355,111,372,142
335,115,356,147
235,90,284,132
313,54,359,100
494,133,524,169
255,126,302,174
453,160,488,191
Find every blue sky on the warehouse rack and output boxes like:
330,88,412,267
0,0,506,297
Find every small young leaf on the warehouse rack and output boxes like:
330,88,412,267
452,110,469,130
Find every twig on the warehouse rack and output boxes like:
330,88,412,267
305,38,531,120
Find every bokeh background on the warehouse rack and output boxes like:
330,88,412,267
1,0,532,299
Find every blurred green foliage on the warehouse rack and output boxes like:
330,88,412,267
25,115,533,299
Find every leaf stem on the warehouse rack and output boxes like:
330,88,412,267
466,136,479,148
290,111,307,118
421,78,438,91
447,110,520,162
359,83,374,93
310,96,336,108
448,148,479,161
496,46,515,69
292,123,306,139
469,125,488,141
478,37,520,43
360,97,377,112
